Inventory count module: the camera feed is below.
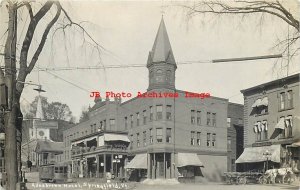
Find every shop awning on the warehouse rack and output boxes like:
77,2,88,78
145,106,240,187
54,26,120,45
124,154,147,169
104,134,130,142
177,153,204,167
235,144,280,164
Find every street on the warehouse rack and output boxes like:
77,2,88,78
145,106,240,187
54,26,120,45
23,172,300,190
25,182,300,190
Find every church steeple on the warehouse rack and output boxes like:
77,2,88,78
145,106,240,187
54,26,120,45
147,17,177,91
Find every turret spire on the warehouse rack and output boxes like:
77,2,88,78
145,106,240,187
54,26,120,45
147,18,177,91
148,17,176,65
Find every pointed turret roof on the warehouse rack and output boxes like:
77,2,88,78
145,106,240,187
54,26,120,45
148,17,176,65
35,96,44,120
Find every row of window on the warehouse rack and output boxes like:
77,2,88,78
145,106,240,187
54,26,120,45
253,115,293,142
130,129,217,148
124,105,172,129
89,119,117,134
191,110,216,126
252,90,293,116
131,128,172,148
190,132,216,147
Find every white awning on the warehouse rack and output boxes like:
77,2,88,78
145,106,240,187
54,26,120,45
251,99,262,108
260,97,268,106
275,117,285,130
236,145,280,163
262,121,268,131
177,153,204,167
124,154,147,169
104,134,130,142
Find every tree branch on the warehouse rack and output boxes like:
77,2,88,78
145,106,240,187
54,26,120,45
26,2,61,73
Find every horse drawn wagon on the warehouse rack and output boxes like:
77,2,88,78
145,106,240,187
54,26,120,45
258,167,295,184
223,172,263,185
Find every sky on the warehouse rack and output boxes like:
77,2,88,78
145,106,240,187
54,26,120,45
0,0,299,121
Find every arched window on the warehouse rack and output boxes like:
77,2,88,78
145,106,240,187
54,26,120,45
156,69,162,74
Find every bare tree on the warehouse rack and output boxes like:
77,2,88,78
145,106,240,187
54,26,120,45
179,0,299,56
1,1,103,189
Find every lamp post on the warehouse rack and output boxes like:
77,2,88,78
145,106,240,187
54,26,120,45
263,150,272,172
113,155,121,178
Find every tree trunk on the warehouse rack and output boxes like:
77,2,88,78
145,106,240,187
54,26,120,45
4,2,18,190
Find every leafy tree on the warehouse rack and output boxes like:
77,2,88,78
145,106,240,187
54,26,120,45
24,95,74,122
79,106,90,123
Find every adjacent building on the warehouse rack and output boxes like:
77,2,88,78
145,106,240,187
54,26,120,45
227,103,244,172
21,96,74,168
237,73,300,173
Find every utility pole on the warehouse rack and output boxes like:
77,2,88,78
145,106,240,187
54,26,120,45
4,1,18,190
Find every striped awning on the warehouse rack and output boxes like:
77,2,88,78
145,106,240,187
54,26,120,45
236,145,280,163
124,154,147,169
177,153,204,167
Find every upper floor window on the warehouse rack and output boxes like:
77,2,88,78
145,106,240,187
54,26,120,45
166,128,172,143
100,121,103,130
156,69,162,74
261,120,268,140
207,112,211,126
143,131,147,146
212,113,216,126
156,128,163,143
166,105,172,120
143,110,147,125
280,92,285,110
212,133,216,147
136,112,140,126
191,110,195,124
286,90,293,109
156,105,163,120
150,106,153,121
197,111,201,125
137,133,140,147
251,97,268,115
282,115,293,138
197,132,201,146
207,133,211,147
254,121,262,141
103,120,106,130
191,131,195,145
149,128,153,144
227,118,231,128
130,115,133,128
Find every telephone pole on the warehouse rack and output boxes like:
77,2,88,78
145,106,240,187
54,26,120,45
4,1,18,190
